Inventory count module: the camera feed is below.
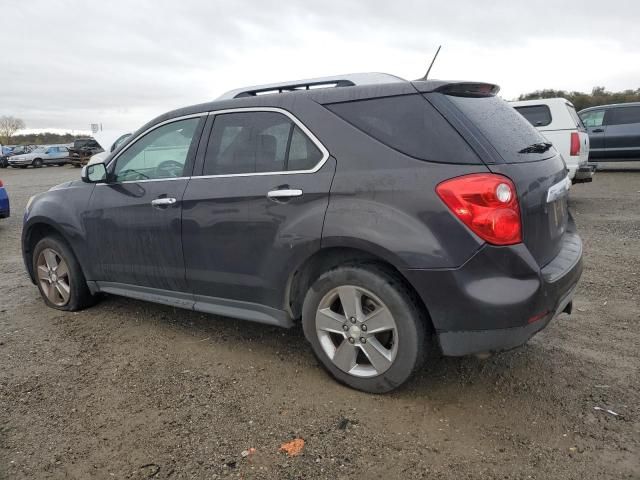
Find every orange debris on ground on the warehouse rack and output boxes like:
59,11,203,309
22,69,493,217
279,438,305,457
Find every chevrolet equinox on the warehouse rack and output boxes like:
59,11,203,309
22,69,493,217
22,73,583,393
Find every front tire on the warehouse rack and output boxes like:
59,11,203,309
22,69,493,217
302,265,427,393
32,236,95,311
32,158,43,168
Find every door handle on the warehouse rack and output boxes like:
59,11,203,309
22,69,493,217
592,128,604,133
151,197,177,208
267,189,303,200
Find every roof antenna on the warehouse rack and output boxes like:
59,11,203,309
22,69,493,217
418,45,442,81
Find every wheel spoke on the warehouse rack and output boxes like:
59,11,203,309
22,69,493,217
360,337,393,374
363,307,395,334
337,286,363,321
332,339,358,373
316,308,346,333
55,281,70,303
37,265,50,281
45,282,59,303
43,249,58,270
55,261,69,278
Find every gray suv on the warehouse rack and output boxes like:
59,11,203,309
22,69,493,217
579,102,640,160
22,73,583,393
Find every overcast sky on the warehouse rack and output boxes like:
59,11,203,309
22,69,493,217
2,0,639,133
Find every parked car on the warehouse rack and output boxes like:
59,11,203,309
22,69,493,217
579,102,640,160
1,145,34,168
21,73,582,393
88,132,133,166
0,179,9,219
511,98,593,182
68,138,104,167
8,146,69,168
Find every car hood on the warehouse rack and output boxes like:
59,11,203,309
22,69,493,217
49,180,83,191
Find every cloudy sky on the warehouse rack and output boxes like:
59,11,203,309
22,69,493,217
2,0,639,133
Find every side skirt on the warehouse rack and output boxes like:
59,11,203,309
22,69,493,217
93,281,293,328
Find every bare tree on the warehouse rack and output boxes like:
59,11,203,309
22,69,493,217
0,116,26,144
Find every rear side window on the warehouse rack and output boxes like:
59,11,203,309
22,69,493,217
203,111,323,175
447,95,552,162
605,106,640,126
514,105,552,127
325,94,480,164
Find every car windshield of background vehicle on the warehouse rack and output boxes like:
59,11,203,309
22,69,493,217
605,106,640,125
581,110,604,127
514,105,552,127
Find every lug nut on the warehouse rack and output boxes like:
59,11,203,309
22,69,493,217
360,337,367,344
348,337,355,344
350,317,356,324
342,325,349,331
361,324,367,332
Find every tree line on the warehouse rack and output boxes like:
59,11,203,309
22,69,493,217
516,86,640,111
8,132,88,145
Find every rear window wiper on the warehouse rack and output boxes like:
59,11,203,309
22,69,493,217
518,142,553,154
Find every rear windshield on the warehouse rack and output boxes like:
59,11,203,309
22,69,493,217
325,94,480,164
447,96,555,163
514,105,552,127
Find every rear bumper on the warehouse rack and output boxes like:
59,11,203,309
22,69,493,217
403,228,583,356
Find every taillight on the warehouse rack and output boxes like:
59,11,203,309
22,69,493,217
436,173,522,245
0,179,3,187
570,132,580,156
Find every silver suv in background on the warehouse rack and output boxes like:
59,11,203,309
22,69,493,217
579,102,640,161
8,145,69,168
511,98,592,183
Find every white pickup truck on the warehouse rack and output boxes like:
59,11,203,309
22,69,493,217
511,98,593,183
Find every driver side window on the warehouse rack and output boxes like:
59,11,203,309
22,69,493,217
113,117,200,182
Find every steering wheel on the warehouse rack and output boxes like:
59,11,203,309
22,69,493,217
155,160,184,178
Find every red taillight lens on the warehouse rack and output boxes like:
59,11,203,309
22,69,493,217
436,173,522,245
570,132,580,156
0,179,3,187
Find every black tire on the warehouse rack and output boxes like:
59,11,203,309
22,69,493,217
0,158,7,168
302,264,427,393
32,158,43,168
32,235,95,311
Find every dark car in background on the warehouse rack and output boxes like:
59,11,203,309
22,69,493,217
579,102,640,160
21,73,582,393
68,138,104,167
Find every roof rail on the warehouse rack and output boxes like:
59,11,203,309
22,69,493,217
217,72,406,100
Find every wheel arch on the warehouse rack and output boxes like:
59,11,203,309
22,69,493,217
285,246,434,334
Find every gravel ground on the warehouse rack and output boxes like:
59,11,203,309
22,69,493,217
0,165,638,479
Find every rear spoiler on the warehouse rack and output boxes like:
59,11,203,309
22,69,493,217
413,81,500,98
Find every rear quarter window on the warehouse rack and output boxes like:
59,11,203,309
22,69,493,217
325,94,481,164
514,105,552,127
605,105,640,125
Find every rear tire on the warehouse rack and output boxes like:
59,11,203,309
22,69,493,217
32,235,95,311
302,264,427,393
32,158,43,168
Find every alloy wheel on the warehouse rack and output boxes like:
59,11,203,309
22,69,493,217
36,248,71,306
315,285,398,378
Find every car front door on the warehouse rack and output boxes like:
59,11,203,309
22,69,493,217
581,109,606,157
181,109,335,317
602,106,640,158
83,115,205,294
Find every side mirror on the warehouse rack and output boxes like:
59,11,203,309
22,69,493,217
81,163,108,183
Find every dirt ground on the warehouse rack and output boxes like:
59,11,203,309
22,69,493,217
0,164,638,480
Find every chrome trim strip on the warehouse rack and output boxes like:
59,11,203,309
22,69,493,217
547,176,571,203
102,107,329,184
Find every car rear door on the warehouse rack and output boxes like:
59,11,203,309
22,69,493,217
602,105,640,158
580,109,606,157
83,115,205,294
182,108,335,315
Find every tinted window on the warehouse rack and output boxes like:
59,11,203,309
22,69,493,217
580,110,604,127
514,105,552,127
113,117,200,182
203,111,323,175
447,95,552,162
605,106,640,126
326,94,479,164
